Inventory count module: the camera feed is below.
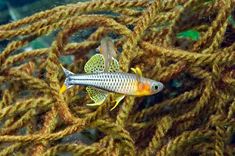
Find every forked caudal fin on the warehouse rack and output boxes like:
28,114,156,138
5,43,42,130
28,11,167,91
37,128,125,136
59,64,75,94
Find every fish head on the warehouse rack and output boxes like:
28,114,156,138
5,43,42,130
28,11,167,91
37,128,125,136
136,78,164,96
149,80,164,94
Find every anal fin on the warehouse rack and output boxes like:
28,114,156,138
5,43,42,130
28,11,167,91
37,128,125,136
86,86,108,106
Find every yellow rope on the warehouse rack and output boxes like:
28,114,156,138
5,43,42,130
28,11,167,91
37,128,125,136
0,0,234,155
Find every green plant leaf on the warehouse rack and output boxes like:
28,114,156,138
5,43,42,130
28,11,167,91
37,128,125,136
176,29,200,41
228,15,235,28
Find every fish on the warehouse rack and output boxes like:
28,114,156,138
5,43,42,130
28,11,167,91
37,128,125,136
60,53,164,110
61,67,164,96
96,37,117,71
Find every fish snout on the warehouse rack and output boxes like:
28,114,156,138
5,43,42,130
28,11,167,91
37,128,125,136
157,82,164,92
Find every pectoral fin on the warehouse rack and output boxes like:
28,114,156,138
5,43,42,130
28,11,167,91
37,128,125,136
86,86,108,106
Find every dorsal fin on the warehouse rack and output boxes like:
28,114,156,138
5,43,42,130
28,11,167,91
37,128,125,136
84,54,105,73
84,54,120,73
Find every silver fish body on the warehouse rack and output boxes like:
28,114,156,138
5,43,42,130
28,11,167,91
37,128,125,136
67,72,139,95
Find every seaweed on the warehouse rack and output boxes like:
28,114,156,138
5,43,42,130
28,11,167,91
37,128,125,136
0,0,234,155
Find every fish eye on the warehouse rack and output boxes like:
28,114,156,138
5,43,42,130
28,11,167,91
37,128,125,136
152,84,159,90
